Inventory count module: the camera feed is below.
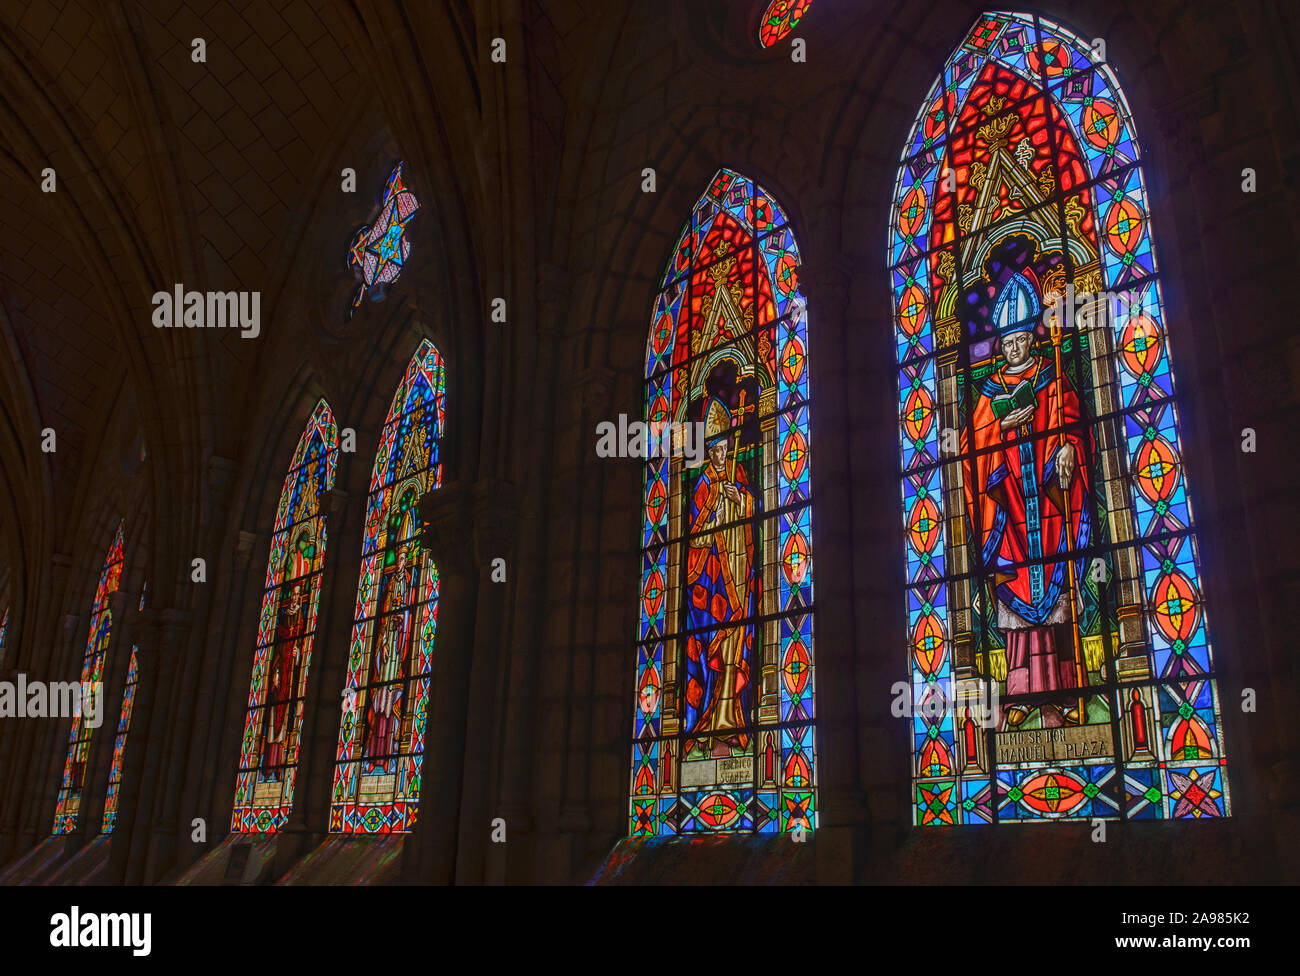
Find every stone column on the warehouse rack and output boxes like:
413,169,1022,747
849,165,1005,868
399,481,482,881
228,527,264,843
0,552,70,860
122,609,192,883
551,361,605,862
796,256,871,878
452,474,531,884
452,263,572,883
104,604,164,882
1155,92,1292,827
13,554,79,855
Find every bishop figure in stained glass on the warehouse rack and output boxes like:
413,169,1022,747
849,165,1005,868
683,396,759,752
961,268,1092,726
363,539,418,768
260,558,310,778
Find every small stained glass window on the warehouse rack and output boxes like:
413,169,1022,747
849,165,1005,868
759,0,813,48
347,162,421,318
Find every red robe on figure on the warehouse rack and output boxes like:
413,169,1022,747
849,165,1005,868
683,451,758,750
364,558,414,766
961,352,1091,696
261,590,306,775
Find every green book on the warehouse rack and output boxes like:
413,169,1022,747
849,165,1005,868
991,380,1036,419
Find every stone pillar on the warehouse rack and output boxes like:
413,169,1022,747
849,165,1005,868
227,527,264,845
796,256,871,878
399,481,482,881
471,479,524,879
104,604,164,882
454,264,563,882
12,553,78,854
234,531,262,579
122,609,192,883
1156,93,1293,829
452,476,527,884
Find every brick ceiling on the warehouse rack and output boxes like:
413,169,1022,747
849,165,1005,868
0,0,361,527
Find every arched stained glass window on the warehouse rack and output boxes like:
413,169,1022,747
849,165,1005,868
631,168,816,836
758,0,813,48
890,12,1230,825
53,520,124,834
232,400,339,833
330,340,444,834
101,583,146,833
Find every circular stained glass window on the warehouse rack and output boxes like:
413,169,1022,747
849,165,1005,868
758,0,813,48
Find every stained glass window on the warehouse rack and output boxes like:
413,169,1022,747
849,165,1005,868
759,0,813,48
347,162,421,318
100,582,145,833
0,606,8,670
53,520,125,833
330,340,444,833
631,168,816,836
891,12,1229,824
232,400,339,833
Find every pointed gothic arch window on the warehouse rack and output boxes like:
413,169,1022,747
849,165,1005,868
330,339,444,833
52,520,124,833
631,168,816,836
232,400,339,832
99,579,145,831
890,12,1230,824
101,582,145,833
